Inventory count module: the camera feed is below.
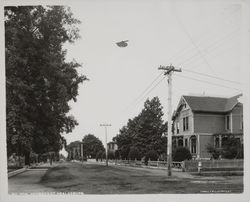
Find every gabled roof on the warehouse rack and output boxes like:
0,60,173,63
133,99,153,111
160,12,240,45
182,94,242,113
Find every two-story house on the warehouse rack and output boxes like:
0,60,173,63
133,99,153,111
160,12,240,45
172,94,243,159
107,141,118,154
67,141,83,160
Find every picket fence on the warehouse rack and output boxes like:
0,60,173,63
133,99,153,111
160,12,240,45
106,159,243,172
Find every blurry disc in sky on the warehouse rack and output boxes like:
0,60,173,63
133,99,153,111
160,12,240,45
116,40,129,47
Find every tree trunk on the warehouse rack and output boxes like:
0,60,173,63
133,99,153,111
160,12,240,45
24,151,30,166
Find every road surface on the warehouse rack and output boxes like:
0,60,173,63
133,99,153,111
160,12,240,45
8,161,243,194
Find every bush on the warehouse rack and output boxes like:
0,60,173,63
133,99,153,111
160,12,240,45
172,147,192,161
221,137,243,159
206,137,244,159
207,144,221,159
128,146,141,160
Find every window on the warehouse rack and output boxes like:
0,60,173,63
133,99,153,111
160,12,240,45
183,117,189,131
241,115,243,130
178,139,183,147
215,137,220,148
226,115,230,130
176,122,179,134
185,139,188,147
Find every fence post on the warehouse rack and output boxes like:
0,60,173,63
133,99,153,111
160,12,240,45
198,161,202,174
182,161,185,172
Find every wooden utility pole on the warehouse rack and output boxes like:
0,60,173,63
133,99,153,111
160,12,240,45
100,124,111,167
158,64,181,176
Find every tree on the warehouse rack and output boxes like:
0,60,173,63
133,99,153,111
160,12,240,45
82,134,105,158
132,97,165,156
5,6,87,164
113,125,133,160
113,97,167,160
145,150,159,163
128,146,141,160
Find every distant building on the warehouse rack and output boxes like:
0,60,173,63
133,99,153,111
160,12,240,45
107,141,118,154
172,94,243,159
67,141,83,160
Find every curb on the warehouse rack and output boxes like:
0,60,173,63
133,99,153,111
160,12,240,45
191,170,244,176
8,167,28,178
8,162,51,178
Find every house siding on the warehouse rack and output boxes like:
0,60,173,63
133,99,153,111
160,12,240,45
173,108,193,136
199,135,213,159
231,104,243,133
173,95,243,160
193,113,225,133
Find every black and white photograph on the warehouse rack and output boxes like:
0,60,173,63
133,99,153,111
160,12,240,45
0,0,250,200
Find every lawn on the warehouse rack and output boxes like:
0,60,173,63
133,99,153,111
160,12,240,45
40,162,243,194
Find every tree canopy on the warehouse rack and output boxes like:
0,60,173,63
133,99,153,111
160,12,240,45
82,134,105,158
5,6,87,162
113,97,167,159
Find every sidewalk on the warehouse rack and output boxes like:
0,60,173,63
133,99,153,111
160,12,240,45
8,167,54,194
8,162,59,178
85,160,195,179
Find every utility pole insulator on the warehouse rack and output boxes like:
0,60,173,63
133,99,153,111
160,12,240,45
158,64,181,177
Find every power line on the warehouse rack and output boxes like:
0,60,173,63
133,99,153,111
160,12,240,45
127,75,167,112
175,26,240,68
172,7,241,75
134,72,164,102
137,75,166,103
121,8,241,114
175,74,241,91
182,68,243,85
165,7,240,65
122,72,164,112
174,14,216,74
180,37,240,72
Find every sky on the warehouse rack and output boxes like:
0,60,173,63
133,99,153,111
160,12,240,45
59,0,248,147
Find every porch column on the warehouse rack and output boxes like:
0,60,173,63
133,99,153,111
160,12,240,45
219,135,222,148
230,113,233,133
197,134,200,159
